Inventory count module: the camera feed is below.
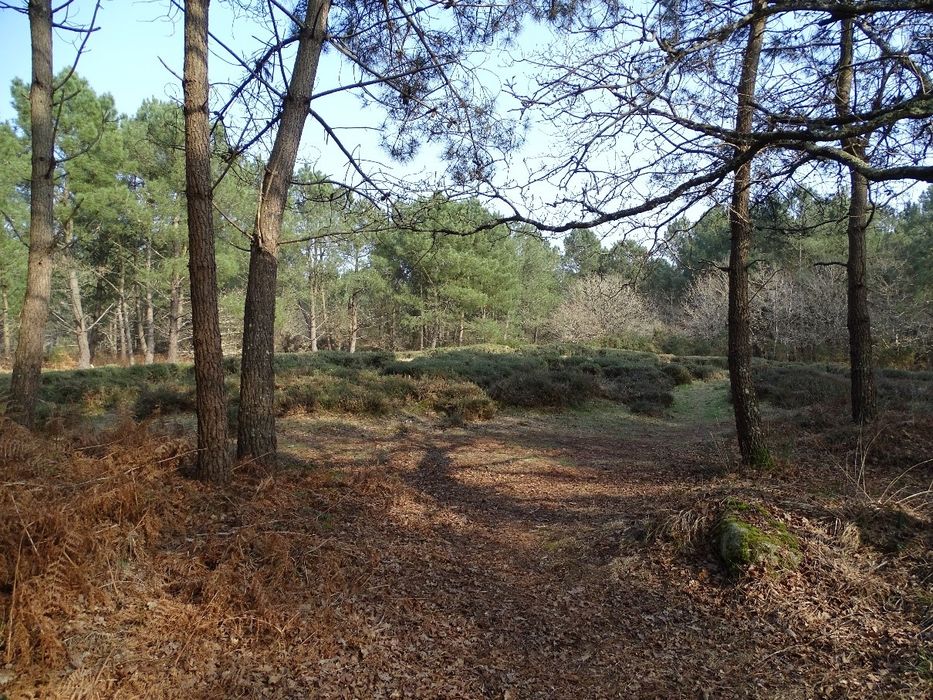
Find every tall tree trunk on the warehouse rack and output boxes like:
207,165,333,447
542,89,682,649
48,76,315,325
430,287,439,349
109,316,117,357
89,276,104,361
309,288,318,352
119,271,135,366
321,286,332,350
67,268,91,369
143,241,155,364
348,291,358,353
135,295,149,363
728,0,771,468
115,292,126,361
167,222,184,364
167,272,183,363
835,17,877,424
308,242,318,352
458,312,465,346
9,0,54,426
184,0,230,483
1,283,9,358
144,291,155,364
238,0,330,466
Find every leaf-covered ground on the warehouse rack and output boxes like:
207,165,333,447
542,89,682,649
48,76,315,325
2,379,931,698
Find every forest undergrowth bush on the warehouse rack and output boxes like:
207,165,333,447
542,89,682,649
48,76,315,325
0,346,719,424
10,346,929,428
757,362,933,414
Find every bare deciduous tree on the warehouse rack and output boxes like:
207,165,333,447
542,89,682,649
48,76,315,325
549,274,657,342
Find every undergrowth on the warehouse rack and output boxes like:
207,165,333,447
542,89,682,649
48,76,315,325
0,346,724,425
0,418,392,696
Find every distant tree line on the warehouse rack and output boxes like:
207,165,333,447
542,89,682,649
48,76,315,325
1,76,929,370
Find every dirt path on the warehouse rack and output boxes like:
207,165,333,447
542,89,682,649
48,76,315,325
272,384,860,698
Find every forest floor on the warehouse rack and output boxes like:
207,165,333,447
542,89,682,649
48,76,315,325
2,370,932,698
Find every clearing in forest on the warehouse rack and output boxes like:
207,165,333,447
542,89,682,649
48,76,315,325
1,349,931,698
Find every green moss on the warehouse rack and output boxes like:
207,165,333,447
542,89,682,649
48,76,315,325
716,501,800,572
750,444,776,470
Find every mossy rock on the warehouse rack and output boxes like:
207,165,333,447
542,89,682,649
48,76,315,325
716,500,801,572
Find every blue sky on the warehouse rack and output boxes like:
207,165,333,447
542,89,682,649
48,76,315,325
0,1,191,120
0,1,478,186
0,2,651,243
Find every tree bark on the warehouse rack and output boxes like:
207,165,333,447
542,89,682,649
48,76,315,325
321,286,332,350
348,290,359,353
184,0,230,482
167,222,184,364
238,0,330,466
1,283,9,358
835,17,877,424
119,271,135,366
167,272,183,363
135,296,149,363
115,294,126,361
308,241,318,352
9,0,54,426
67,268,91,369
728,0,772,468
143,242,155,364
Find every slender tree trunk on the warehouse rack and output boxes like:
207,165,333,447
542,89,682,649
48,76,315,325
348,291,358,353
67,268,91,369
167,222,184,364
144,243,155,364
9,0,54,426
184,0,230,482
309,290,318,352
144,292,155,364
458,312,465,346
1,284,10,358
125,301,136,365
429,288,439,349
115,293,126,360
89,276,104,361
238,0,330,466
119,271,136,366
308,243,318,351
135,295,149,363
835,18,877,424
109,316,117,357
728,0,771,468
167,273,183,363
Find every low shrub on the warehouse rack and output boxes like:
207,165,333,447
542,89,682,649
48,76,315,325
603,367,676,415
427,381,497,421
135,383,196,418
490,368,600,409
662,363,694,386
757,365,849,409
